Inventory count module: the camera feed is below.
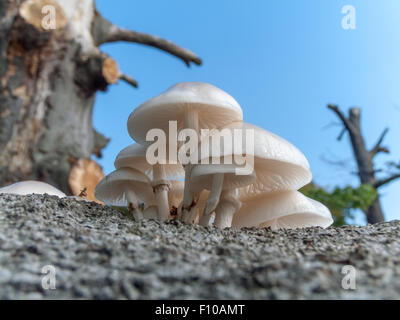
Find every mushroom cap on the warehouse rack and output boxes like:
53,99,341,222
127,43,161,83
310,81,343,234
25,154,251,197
200,121,311,198
114,143,184,179
190,164,257,194
168,180,184,208
232,191,333,229
0,181,66,198
94,168,154,206
127,82,243,145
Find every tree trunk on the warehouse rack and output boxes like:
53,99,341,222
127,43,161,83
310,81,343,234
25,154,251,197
0,0,200,194
345,108,385,223
365,198,384,224
328,105,386,224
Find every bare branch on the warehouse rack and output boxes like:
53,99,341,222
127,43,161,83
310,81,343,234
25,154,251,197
93,11,202,67
374,173,400,189
369,128,390,158
327,104,354,134
319,153,355,172
351,168,384,176
119,73,138,88
337,127,346,141
321,121,342,131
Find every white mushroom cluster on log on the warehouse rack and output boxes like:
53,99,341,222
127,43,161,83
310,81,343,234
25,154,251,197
94,82,333,229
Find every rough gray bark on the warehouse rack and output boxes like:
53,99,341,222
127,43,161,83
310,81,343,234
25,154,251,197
328,105,400,224
0,0,201,194
2,193,400,299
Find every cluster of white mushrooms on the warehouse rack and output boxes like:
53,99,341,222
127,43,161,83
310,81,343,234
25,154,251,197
94,82,333,229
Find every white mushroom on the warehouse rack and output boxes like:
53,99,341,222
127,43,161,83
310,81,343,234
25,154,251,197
127,82,243,223
232,191,333,230
190,164,256,227
114,143,183,221
127,82,243,147
94,168,154,221
192,121,312,228
219,122,312,198
0,181,66,198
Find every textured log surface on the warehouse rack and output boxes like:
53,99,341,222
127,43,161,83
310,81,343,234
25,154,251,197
0,194,399,299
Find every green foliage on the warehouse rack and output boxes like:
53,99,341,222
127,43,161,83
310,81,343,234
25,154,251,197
111,206,132,219
301,184,378,227
111,203,145,221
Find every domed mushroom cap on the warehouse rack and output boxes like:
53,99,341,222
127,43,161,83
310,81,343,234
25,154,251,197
232,191,333,229
190,164,256,194
127,82,243,145
200,121,311,197
95,168,154,206
0,181,66,198
114,143,184,179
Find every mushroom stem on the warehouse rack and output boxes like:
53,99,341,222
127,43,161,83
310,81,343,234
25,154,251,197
126,189,143,221
183,192,200,224
214,189,241,228
154,184,170,221
181,108,199,223
199,173,224,226
199,212,215,227
152,164,170,221
143,205,158,220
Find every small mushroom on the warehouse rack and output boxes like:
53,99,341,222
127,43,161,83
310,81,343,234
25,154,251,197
114,143,183,221
0,180,66,198
94,168,154,221
127,82,243,223
232,190,333,230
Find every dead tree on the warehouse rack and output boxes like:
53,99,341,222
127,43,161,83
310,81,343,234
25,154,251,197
328,104,400,224
0,0,201,194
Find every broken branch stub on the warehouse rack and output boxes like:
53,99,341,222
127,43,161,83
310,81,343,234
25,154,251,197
68,158,104,203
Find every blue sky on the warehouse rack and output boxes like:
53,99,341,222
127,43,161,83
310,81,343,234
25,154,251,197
94,0,400,224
